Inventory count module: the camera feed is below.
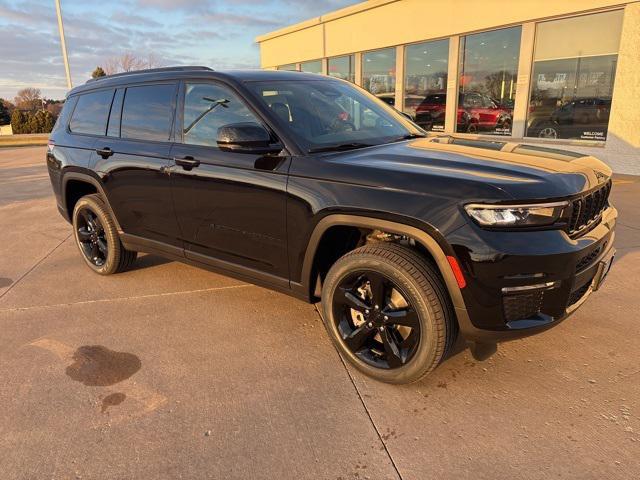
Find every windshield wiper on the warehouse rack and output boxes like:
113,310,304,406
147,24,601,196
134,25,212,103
388,133,427,143
308,142,374,154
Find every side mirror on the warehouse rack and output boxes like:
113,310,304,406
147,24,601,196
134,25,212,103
217,122,282,154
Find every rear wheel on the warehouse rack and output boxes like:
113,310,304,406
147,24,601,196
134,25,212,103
72,194,137,275
321,243,457,384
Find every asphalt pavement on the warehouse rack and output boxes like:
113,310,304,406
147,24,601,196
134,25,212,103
1,146,638,479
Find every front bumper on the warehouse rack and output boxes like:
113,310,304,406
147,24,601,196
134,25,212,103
447,205,617,343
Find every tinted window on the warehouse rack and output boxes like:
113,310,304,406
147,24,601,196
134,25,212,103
457,26,521,136
52,96,77,134
183,83,262,148
363,48,396,106
328,55,355,83
300,60,322,74
69,90,114,135
121,84,176,141
404,39,449,132
526,11,622,141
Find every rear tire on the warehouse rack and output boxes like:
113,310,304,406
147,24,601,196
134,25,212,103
72,194,137,275
321,242,457,384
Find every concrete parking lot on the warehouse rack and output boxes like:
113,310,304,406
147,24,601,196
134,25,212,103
1,146,638,480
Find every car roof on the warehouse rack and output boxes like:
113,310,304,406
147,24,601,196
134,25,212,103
68,67,332,96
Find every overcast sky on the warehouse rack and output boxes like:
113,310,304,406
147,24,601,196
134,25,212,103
0,0,359,100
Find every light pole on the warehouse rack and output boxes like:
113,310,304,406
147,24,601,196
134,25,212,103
54,0,72,89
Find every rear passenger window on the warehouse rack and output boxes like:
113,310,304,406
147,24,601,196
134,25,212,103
69,90,114,135
121,84,176,141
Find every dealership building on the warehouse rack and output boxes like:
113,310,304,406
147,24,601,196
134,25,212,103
256,0,640,174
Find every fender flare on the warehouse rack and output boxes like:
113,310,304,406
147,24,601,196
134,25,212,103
61,171,123,232
297,214,466,311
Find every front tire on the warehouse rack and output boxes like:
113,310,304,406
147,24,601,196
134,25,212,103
72,194,137,275
321,243,457,384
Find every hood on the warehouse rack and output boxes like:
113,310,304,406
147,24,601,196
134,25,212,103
320,136,611,201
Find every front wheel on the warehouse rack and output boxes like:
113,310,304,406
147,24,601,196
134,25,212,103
72,194,137,275
321,243,457,384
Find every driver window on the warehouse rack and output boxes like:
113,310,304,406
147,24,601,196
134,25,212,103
183,83,261,148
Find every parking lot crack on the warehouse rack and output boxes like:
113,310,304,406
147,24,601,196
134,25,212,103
313,305,404,480
0,233,72,301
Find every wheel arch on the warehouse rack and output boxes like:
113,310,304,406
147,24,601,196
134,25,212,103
296,214,466,312
62,171,123,232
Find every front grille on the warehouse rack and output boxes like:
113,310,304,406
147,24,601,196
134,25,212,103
503,291,544,322
575,241,606,272
568,181,611,236
567,281,591,307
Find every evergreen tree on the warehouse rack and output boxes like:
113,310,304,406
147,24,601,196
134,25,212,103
0,100,10,125
91,66,106,78
11,110,26,134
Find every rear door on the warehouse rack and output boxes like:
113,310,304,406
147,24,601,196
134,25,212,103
93,82,181,249
169,80,290,282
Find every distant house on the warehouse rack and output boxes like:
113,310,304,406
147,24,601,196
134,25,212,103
0,124,13,136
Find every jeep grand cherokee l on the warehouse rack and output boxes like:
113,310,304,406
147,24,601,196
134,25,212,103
47,67,616,384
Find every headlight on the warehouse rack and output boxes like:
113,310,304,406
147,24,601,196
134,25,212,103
464,201,568,227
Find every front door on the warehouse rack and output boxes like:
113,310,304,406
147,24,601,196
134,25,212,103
169,81,290,283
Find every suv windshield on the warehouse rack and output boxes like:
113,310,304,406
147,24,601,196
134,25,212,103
248,80,423,152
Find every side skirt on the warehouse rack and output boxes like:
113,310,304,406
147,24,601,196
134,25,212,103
119,233,307,302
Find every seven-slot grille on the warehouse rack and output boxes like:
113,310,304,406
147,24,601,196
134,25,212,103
568,181,611,236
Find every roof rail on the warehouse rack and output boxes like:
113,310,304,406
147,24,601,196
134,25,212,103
86,66,213,83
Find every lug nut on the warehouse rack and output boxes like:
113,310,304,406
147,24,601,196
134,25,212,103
367,322,373,328
384,316,388,320
379,326,385,331
374,305,379,310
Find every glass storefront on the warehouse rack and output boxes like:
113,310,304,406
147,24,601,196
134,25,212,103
362,48,396,106
300,60,323,74
526,10,623,141
404,39,449,132
457,26,521,135
270,10,625,143
328,55,355,83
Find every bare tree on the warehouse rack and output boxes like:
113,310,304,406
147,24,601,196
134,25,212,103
14,87,42,111
103,52,163,75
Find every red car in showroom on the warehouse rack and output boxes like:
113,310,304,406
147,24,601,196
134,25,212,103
414,92,513,134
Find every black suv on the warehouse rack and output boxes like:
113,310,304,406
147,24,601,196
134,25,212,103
47,67,617,384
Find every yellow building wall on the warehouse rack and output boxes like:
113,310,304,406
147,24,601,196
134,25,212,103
258,0,632,67
608,2,640,150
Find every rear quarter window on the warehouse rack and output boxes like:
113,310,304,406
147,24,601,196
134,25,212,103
121,84,176,142
69,89,115,135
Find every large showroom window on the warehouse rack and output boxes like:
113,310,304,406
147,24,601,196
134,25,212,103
362,48,396,106
404,39,449,132
526,10,623,141
277,63,298,71
328,55,355,83
457,26,521,135
300,60,322,74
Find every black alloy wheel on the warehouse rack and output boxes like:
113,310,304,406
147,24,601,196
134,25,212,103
76,207,108,267
72,193,137,275
332,270,420,369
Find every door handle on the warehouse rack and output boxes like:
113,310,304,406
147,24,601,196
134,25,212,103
174,156,200,171
96,147,114,159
